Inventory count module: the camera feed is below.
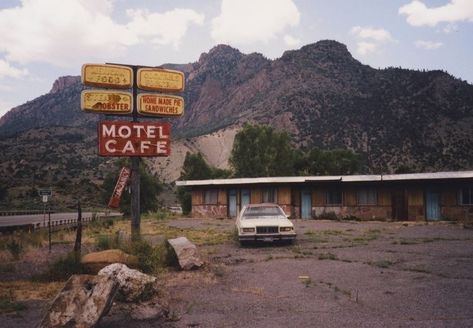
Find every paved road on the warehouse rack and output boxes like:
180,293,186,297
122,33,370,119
0,212,122,228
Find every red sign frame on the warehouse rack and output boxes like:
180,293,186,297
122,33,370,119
98,121,171,157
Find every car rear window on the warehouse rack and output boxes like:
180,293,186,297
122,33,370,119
242,206,284,218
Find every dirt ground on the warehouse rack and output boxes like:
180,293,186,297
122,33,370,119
2,218,473,328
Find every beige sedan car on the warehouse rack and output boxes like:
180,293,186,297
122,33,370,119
236,203,296,245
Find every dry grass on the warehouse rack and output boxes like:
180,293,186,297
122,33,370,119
0,280,63,301
89,218,232,246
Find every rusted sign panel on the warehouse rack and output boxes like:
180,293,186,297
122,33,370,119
81,90,133,114
108,167,131,208
98,121,171,157
137,93,184,117
82,64,133,89
137,68,184,92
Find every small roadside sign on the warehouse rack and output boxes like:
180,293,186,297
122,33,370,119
81,64,133,89
137,68,184,92
137,94,184,117
38,189,52,196
81,90,133,114
42,195,49,203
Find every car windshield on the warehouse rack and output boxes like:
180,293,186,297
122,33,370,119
242,206,285,219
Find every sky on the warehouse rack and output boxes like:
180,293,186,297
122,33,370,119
0,0,472,119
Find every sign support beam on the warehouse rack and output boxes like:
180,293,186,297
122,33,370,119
130,65,141,240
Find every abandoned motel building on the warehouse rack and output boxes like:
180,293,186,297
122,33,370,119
176,171,473,222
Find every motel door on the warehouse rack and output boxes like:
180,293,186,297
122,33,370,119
425,190,441,221
228,189,237,218
301,190,312,219
241,189,250,209
392,189,407,220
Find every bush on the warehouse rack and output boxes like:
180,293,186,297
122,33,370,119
96,234,117,251
0,289,26,314
34,252,83,282
315,211,339,220
6,239,23,260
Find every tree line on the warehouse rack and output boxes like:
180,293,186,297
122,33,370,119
177,123,362,213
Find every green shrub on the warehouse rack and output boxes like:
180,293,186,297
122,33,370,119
6,239,23,260
0,290,26,314
96,235,113,250
315,212,339,220
118,238,176,273
34,252,83,282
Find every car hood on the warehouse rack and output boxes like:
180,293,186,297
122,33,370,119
239,217,293,228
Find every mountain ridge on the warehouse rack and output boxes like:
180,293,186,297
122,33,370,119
0,39,472,208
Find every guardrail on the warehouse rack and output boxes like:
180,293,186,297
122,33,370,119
0,214,120,235
0,210,57,216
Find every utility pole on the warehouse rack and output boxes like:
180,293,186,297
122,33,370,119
130,65,141,240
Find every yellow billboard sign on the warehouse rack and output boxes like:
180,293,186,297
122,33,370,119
137,68,184,92
81,90,133,114
137,94,184,117
81,64,133,89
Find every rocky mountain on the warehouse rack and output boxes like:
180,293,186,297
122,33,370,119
1,40,472,208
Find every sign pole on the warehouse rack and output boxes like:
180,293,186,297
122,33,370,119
48,207,51,253
130,65,141,240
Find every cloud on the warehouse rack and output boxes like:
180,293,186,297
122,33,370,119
350,26,395,55
399,0,473,27
0,0,204,67
350,26,394,43
415,40,444,50
283,34,301,47
0,59,28,79
442,23,459,33
356,42,379,55
211,0,300,44
126,8,204,49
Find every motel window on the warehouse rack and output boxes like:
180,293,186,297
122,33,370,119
326,190,342,205
262,188,277,203
204,189,218,205
357,188,377,205
459,188,473,205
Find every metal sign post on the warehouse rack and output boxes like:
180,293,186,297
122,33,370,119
131,65,141,239
39,189,51,228
48,207,51,253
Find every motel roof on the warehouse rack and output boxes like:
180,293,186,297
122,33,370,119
175,171,473,187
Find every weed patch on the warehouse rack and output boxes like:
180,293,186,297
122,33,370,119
368,260,394,268
0,289,26,314
318,252,338,260
5,238,23,260
33,252,84,282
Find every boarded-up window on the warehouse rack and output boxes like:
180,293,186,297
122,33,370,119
204,190,218,205
357,188,377,205
262,188,277,203
459,188,473,205
326,190,342,205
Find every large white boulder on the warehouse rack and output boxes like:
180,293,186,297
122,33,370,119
39,274,118,328
98,263,157,302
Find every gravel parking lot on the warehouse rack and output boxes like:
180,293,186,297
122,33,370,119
3,218,473,328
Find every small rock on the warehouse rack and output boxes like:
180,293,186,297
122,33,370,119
98,263,157,302
81,249,139,274
167,237,203,270
39,274,118,328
